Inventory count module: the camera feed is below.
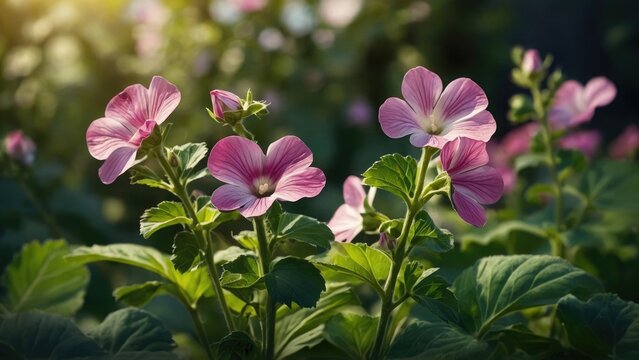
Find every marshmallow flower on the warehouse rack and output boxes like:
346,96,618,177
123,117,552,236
441,137,504,227
327,176,375,242
210,89,242,120
559,130,602,159
379,66,496,148
4,130,36,166
86,76,181,184
548,77,616,129
209,135,326,218
609,124,639,160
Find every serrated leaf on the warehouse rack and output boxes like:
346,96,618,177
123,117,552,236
324,313,378,359
220,255,263,302
216,331,259,360
3,240,89,316
363,153,417,201
171,231,200,273
409,211,454,253
196,199,240,231
265,257,325,308
140,201,192,238
130,165,172,191
557,293,639,359
274,213,333,251
113,281,177,307
453,255,603,335
403,262,458,323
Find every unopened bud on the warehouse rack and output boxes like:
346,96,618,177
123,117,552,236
521,49,542,75
378,232,396,250
4,130,36,166
209,89,243,125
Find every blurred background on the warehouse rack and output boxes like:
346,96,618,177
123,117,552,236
1,0,637,337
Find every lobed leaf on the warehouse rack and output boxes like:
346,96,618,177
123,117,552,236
140,201,191,238
363,153,417,202
171,231,200,273
264,257,325,308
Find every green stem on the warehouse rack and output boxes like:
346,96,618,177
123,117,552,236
531,85,565,258
155,150,236,332
369,147,435,359
187,306,215,360
254,216,275,360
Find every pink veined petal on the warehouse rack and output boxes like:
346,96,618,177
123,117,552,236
558,130,602,159
240,196,276,218
86,117,136,160
433,78,488,125
148,76,181,124
327,204,363,243
211,184,256,212
584,77,616,110
401,66,443,118
553,80,583,109
98,146,138,185
105,84,149,129
496,166,516,194
409,132,434,147
501,122,539,158
453,165,504,204
452,191,487,227
549,80,583,129
441,110,496,143
343,176,366,212
379,97,423,140
208,136,264,187
264,135,313,181
440,137,489,175
274,167,326,202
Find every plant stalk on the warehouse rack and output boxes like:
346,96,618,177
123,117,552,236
254,216,275,360
187,306,215,360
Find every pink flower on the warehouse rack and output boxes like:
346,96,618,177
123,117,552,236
327,176,375,242
501,122,539,158
210,89,242,121
609,124,639,159
558,130,602,159
548,77,616,129
521,49,542,74
379,66,496,148
86,76,181,184
378,232,396,250
209,135,326,218
4,130,36,166
441,137,504,227
231,0,268,12
347,98,373,125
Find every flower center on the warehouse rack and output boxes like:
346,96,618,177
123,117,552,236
419,114,443,135
253,176,275,197
129,120,156,147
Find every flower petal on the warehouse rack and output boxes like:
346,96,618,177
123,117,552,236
212,184,256,212
105,84,149,129
240,196,276,218
584,77,616,110
208,136,264,187
548,80,583,129
434,78,488,125
558,130,602,159
343,176,366,212
148,76,181,124
401,66,442,118
86,117,135,160
452,191,487,227
453,165,504,204
98,146,138,184
264,135,313,181
274,167,326,202
379,97,423,140
327,204,363,243
440,137,489,175
442,110,496,143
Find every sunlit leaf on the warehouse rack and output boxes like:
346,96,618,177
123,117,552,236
363,153,417,202
140,201,191,238
171,231,200,273
273,212,333,251
324,313,378,359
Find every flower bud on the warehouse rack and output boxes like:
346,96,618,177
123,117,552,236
4,130,36,166
378,232,396,250
210,89,243,125
521,49,542,74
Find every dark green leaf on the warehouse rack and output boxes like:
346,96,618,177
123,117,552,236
220,255,263,302
216,331,259,360
171,231,200,273
3,240,89,316
113,281,178,307
274,213,333,251
409,211,454,253
140,201,191,238
324,313,377,359
484,325,563,359
130,165,172,192
363,153,417,201
403,262,458,323
265,257,325,308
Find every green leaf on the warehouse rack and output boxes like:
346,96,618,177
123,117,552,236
453,255,603,334
113,281,177,307
274,213,333,251
214,245,252,265
171,231,200,273
88,308,175,354
409,211,454,253
196,196,240,231
484,325,563,359
524,183,556,204
233,231,259,252
313,242,391,294
324,313,378,359
403,262,458,323
130,165,172,191
514,153,548,172
140,201,192,238
172,142,208,171
3,240,89,316
388,320,488,359
0,311,105,358
557,148,587,181
220,255,262,302
557,293,639,359
216,331,259,360
265,257,325,308
363,153,417,201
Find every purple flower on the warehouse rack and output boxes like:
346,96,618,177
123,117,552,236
379,66,496,148
549,77,616,129
209,135,326,218
609,124,639,160
4,130,36,166
441,137,504,227
559,130,602,159
86,76,181,184
210,89,242,121
521,49,542,74
347,98,373,125
327,176,375,242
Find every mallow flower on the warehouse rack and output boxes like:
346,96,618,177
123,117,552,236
327,176,376,242
548,77,616,129
521,49,542,75
379,66,496,148
208,135,325,217
558,130,601,159
4,130,36,166
609,124,639,159
441,137,504,227
86,76,180,184
210,89,242,123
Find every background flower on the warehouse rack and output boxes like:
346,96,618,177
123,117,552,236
549,77,616,129
609,124,639,159
327,176,374,242
559,130,602,159
3,130,36,166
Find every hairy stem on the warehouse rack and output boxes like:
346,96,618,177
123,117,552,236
254,216,275,360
